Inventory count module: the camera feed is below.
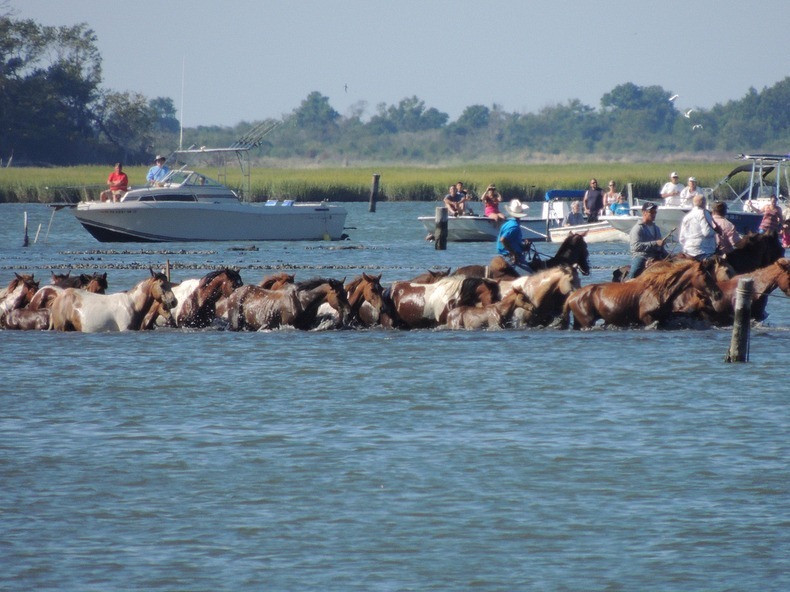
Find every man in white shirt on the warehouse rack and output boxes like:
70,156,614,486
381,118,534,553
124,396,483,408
679,194,719,259
678,177,704,208
660,172,684,205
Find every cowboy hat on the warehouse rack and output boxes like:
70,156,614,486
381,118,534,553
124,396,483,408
505,199,529,218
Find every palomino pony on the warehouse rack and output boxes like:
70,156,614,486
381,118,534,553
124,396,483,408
49,270,177,332
706,258,790,325
226,277,350,331
444,286,533,330
3,273,107,331
168,268,244,328
388,275,500,329
563,258,722,329
500,265,581,327
345,273,386,327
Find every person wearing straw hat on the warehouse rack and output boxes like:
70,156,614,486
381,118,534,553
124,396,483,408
146,154,170,187
497,199,533,272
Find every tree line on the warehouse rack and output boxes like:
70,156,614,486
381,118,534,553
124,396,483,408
2,15,790,167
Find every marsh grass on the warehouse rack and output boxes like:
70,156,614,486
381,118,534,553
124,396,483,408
0,162,739,203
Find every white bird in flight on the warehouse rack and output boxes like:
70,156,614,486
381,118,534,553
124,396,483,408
692,124,703,130
684,109,694,118
669,94,679,102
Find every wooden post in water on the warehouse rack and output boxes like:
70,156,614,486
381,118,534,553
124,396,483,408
434,207,448,250
369,173,380,212
725,277,753,363
23,211,29,247
164,259,171,282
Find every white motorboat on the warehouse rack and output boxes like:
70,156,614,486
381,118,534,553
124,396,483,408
64,141,348,243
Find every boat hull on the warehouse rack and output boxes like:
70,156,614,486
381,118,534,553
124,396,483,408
419,215,549,242
72,201,348,242
550,220,627,243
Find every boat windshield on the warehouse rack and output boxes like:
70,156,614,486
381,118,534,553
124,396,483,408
164,171,225,188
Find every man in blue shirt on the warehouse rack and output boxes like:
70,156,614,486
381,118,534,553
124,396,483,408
497,200,533,272
146,155,170,186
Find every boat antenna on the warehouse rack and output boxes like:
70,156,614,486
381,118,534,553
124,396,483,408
179,55,186,151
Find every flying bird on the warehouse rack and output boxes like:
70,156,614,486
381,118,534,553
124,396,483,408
344,84,348,93
669,94,679,102
684,109,694,118
692,124,703,130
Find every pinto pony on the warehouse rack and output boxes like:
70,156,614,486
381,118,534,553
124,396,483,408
0,274,39,327
563,258,722,329
500,265,581,327
48,270,177,332
168,268,243,328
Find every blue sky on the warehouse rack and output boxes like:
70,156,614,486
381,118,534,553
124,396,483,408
11,0,790,127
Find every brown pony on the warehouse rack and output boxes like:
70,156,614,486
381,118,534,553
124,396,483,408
564,258,722,329
706,258,790,325
227,277,350,331
258,272,296,289
388,276,500,329
49,270,177,332
0,274,40,327
451,257,521,280
169,268,244,328
444,286,533,330
51,271,108,292
614,255,734,283
408,268,451,283
345,273,386,327
500,265,581,327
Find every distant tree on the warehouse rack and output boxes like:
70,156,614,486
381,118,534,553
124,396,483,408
369,96,449,133
149,97,180,133
293,92,340,129
95,90,156,162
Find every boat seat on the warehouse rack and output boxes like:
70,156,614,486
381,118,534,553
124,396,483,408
265,200,278,206
282,200,294,206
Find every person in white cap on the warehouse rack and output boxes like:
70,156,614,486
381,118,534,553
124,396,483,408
497,200,533,272
660,172,684,205
146,154,170,186
678,176,703,207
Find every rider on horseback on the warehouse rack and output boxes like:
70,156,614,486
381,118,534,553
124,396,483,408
629,202,669,279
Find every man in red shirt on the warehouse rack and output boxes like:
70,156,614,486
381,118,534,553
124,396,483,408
100,163,129,202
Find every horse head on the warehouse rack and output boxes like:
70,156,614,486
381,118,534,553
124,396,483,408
773,258,790,296
83,272,108,293
346,273,385,327
694,259,724,302
50,271,73,287
556,233,591,276
148,269,178,313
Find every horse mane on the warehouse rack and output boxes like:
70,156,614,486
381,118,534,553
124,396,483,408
640,258,701,293
200,268,243,288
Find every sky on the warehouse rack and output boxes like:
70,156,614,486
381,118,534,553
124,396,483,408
10,0,790,128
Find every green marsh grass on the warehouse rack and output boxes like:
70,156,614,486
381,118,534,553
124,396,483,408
0,162,741,204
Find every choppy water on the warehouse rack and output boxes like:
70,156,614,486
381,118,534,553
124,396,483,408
1,202,789,591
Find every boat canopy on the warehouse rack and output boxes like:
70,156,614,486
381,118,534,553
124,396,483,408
544,189,585,201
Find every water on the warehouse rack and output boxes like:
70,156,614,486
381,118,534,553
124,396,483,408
2,203,789,591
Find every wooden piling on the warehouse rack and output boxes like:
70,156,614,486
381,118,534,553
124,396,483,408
23,211,29,247
434,207,448,250
725,277,753,363
369,173,380,212
165,259,171,282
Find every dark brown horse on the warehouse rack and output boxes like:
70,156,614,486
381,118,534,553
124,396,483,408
444,286,533,330
388,276,500,329
531,232,591,276
563,258,722,329
227,277,350,331
51,271,108,292
345,273,386,327
726,231,785,274
706,258,790,325
258,272,296,289
168,268,244,328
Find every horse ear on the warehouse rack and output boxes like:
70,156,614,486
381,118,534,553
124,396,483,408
578,230,589,238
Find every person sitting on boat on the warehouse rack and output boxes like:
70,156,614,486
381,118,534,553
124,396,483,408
678,176,703,208
610,194,630,216
146,155,170,187
679,194,719,261
482,184,505,222
603,180,621,212
758,194,784,235
660,171,684,205
498,200,533,272
100,162,128,203
563,200,585,226
628,202,669,279
711,201,741,255
443,184,468,217
780,220,790,249
583,178,604,222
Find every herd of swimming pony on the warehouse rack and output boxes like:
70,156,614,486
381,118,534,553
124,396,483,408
2,229,788,333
